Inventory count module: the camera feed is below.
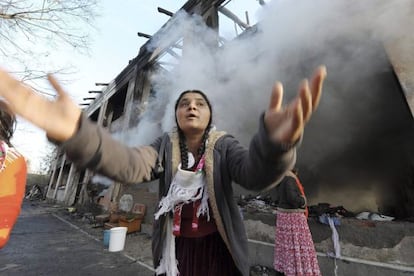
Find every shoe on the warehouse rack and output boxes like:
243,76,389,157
0,141,27,249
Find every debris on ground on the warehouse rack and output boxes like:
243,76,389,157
250,265,278,276
25,184,44,201
238,194,278,214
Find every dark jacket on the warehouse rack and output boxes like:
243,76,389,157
275,172,306,212
61,113,296,276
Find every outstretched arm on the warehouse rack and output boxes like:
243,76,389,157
0,70,81,142
0,65,326,145
227,65,327,191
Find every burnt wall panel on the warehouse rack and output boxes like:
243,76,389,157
295,39,414,219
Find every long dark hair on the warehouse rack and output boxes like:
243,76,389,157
174,90,212,169
0,100,16,145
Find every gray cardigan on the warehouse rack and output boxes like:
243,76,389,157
61,113,296,276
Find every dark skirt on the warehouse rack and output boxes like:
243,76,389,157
175,231,241,276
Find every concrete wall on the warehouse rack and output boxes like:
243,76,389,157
243,211,414,275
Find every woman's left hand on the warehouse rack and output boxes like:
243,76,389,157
264,65,327,144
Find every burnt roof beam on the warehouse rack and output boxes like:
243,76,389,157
218,6,250,30
158,7,174,17
137,32,152,39
125,0,227,75
138,32,181,60
138,32,182,49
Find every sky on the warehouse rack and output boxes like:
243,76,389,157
9,0,263,173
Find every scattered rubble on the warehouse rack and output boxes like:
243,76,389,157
249,265,279,276
238,194,278,214
25,184,44,201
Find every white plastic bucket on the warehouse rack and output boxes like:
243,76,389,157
108,227,128,252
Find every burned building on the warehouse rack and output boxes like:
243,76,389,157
44,0,414,275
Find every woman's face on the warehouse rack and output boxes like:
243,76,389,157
175,92,211,136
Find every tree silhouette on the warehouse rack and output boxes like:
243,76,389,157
0,0,99,94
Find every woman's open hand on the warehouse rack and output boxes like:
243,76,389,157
0,68,82,142
264,65,327,145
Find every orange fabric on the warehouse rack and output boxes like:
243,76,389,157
0,143,27,249
293,175,309,218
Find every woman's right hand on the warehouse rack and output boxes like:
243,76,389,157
0,68,82,142
264,65,327,145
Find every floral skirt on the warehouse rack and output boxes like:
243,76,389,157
274,212,321,276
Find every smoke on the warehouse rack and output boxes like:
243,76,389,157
127,0,414,217
134,0,414,144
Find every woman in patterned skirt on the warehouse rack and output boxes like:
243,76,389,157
274,169,321,276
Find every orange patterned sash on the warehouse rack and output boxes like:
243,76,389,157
0,141,27,249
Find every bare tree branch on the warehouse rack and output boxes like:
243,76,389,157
10,66,79,97
0,0,99,94
0,0,98,52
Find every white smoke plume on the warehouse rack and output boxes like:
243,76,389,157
130,0,414,147
116,0,414,217
134,0,414,216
